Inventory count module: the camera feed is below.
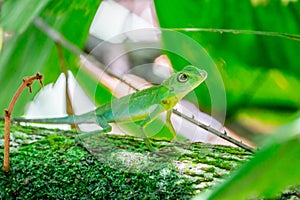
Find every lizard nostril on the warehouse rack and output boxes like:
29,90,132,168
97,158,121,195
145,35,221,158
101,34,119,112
199,70,207,79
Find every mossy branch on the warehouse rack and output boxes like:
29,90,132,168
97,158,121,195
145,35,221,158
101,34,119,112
3,73,43,172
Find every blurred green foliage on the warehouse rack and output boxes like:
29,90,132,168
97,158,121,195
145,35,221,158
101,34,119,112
0,132,195,199
1,0,50,33
154,0,300,134
0,0,104,116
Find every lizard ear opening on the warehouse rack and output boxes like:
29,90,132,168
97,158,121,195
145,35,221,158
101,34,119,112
177,73,189,83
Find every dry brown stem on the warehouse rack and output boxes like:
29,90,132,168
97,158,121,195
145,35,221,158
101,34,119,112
3,73,43,172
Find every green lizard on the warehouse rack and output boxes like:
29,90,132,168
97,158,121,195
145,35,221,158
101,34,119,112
7,66,207,151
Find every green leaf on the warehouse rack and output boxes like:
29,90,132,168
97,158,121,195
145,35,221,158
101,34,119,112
195,118,300,199
0,0,51,34
0,28,3,51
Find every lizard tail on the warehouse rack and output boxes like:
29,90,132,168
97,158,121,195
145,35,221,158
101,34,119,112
0,115,82,125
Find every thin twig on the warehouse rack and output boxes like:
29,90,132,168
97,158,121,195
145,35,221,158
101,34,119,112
171,28,300,41
3,73,43,172
173,110,255,152
55,43,76,129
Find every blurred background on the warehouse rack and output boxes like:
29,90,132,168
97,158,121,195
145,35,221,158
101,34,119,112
1,0,300,147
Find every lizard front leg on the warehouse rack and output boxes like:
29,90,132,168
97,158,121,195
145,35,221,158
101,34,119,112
138,105,164,152
166,110,177,140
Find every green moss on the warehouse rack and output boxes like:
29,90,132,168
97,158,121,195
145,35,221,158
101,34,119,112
213,173,223,178
0,122,251,199
201,167,215,173
178,153,236,170
1,135,196,199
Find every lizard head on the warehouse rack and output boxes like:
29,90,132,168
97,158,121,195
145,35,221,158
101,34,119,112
162,65,207,100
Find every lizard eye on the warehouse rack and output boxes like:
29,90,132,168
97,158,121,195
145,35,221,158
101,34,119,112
177,73,189,83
